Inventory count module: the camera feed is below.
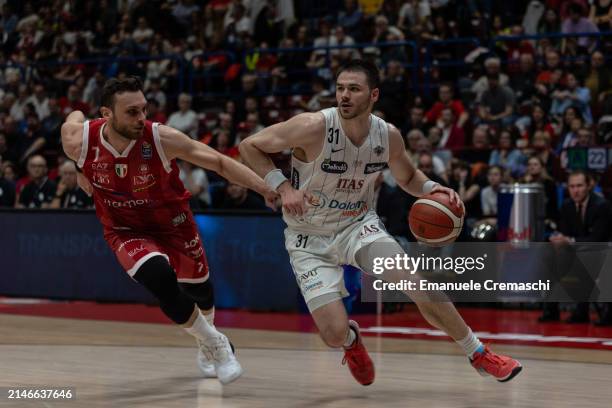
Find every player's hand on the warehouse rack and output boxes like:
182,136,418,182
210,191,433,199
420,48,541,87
262,187,280,210
77,172,93,196
278,182,311,216
430,184,464,213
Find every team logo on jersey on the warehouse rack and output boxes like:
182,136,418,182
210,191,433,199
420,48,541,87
140,163,150,173
307,191,328,208
291,168,300,189
364,162,388,174
374,145,385,156
321,159,348,174
141,142,152,159
336,178,365,193
115,164,128,178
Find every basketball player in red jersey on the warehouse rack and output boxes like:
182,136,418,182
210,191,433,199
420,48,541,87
61,77,277,385
240,60,522,386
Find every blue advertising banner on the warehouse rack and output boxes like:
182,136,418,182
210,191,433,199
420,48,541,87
0,211,301,311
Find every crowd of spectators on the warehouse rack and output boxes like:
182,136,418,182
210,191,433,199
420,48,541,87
0,0,611,243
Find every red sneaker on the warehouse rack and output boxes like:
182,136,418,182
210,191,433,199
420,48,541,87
470,345,522,382
342,320,375,386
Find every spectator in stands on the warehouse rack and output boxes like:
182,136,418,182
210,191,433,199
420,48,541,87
329,25,360,62
539,8,561,35
576,126,594,146
590,0,612,31
0,156,15,207
172,0,200,30
405,128,424,165
522,155,559,222
543,170,612,324
536,49,563,86
562,2,599,53
377,60,408,126
338,0,363,37
372,15,404,43
145,78,167,111
0,132,16,164
397,0,431,32
584,51,612,110
146,99,167,124
25,83,50,121
471,57,510,101
10,84,29,121
220,182,266,210
426,83,468,128
15,113,47,164
167,93,198,139
510,53,538,105
82,72,106,111
59,85,90,118
551,72,592,124
449,159,481,219
435,107,465,150
480,165,503,219
520,104,556,142
132,17,154,50
253,1,284,47
489,127,526,177
477,72,516,128
41,99,63,144
531,130,562,181
403,106,427,134
461,124,492,164
418,152,447,186
16,154,56,209
178,160,211,210
416,136,447,181
49,161,92,209
246,112,264,134
301,76,332,112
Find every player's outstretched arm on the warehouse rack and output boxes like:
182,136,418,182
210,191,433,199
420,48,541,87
387,125,461,208
60,110,93,196
158,125,278,207
239,113,324,216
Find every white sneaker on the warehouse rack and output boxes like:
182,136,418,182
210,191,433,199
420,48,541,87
196,339,217,378
200,334,243,384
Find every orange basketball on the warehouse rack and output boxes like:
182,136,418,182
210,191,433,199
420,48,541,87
408,191,464,246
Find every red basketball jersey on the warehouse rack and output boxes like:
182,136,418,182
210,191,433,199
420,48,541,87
77,119,192,232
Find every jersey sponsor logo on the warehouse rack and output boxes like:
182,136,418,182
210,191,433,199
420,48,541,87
172,212,187,226
91,162,110,171
328,199,368,217
374,145,385,156
140,163,150,173
359,223,382,239
115,164,128,178
132,173,156,192
128,244,146,258
321,159,348,174
141,142,152,159
103,198,152,208
307,191,328,208
291,168,300,189
364,162,388,174
336,178,365,193
331,147,344,153
93,172,110,185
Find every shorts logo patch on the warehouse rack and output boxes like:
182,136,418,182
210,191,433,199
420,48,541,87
359,223,382,239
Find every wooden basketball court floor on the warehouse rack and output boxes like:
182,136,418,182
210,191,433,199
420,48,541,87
1,313,611,408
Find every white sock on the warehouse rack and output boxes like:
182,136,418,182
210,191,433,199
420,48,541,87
343,327,357,348
456,328,484,359
203,308,215,326
185,310,220,341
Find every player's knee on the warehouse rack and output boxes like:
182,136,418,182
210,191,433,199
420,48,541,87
319,320,349,348
133,255,180,301
180,280,215,310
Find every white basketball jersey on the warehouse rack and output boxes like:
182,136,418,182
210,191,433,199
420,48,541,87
284,107,390,234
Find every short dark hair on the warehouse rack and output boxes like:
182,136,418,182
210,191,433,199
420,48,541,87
568,169,591,184
101,76,144,109
336,59,380,89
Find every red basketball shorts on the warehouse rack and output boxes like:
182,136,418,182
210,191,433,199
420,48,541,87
104,220,209,283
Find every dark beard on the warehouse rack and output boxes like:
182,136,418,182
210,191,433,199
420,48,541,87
110,121,142,140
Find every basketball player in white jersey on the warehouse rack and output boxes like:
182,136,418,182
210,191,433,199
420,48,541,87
240,60,522,385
